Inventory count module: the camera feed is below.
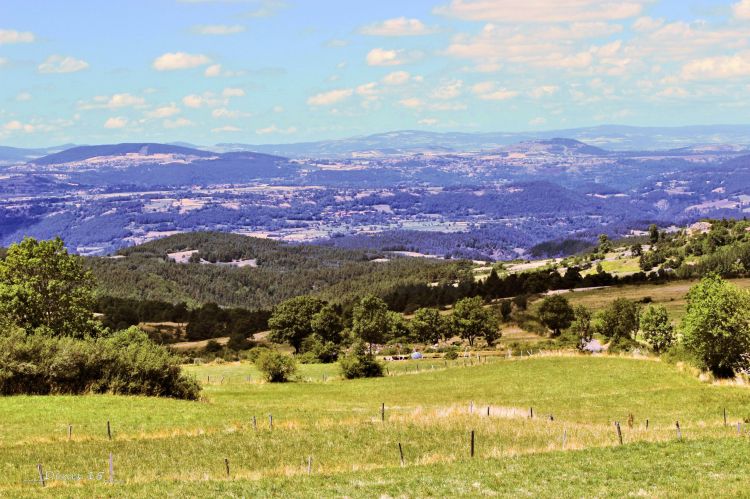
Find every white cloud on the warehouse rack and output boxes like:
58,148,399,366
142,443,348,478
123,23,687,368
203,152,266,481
256,124,297,135
398,97,423,108
38,55,89,74
681,52,750,80
528,85,559,98
152,52,211,71
356,82,380,97
0,29,35,44
182,92,227,108
734,0,750,20
471,81,518,100
382,71,412,85
192,24,245,35
212,125,243,133
366,48,417,66
657,86,689,98
431,80,463,100
360,17,437,36
633,16,663,32
307,88,353,106
104,117,128,129
204,64,223,77
3,120,35,133
164,117,194,128
222,87,245,97
435,0,646,23
212,107,248,118
529,117,547,126
16,92,32,102
146,104,181,118
418,118,439,126
79,93,146,110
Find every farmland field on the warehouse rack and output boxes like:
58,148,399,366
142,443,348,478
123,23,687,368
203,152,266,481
2,356,750,497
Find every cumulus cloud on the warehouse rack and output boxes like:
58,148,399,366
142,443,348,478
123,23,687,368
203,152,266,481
146,104,181,118
182,91,230,108
633,16,664,32
382,71,412,85
431,80,463,100
528,85,559,98
78,93,146,110
164,117,194,128
435,0,646,23
366,48,420,66
192,24,245,35
360,17,437,36
212,125,243,133
38,55,89,74
681,52,750,80
398,97,423,108
734,0,750,20
0,29,35,44
256,124,297,134
4,120,35,133
104,117,128,129
222,87,245,97
307,88,353,106
153,52,211,71
471,81,519,100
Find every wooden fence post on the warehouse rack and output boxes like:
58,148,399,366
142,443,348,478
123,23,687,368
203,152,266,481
37,464,45,487
470,430,475,458
615,421,623,445
68,424,72,440
675,421,682,441
646,418,649,430
724,408,727,426
253,415,257,431
269,414,273,430
381,403,385,422
529,407,533,419
224,458,230,478
307,456,312,475
398,442,405,467
107,420,112,440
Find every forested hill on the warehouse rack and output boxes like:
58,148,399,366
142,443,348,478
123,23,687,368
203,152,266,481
88,232,469,309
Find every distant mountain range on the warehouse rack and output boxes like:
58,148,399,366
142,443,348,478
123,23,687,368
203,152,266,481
3,124,749,163
216,124,750,158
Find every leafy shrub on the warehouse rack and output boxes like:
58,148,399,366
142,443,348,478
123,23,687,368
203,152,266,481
339,341,384,379
297,351,319,364
0,326,200,399
300,335,340,363
244,346,270,363
255,350,297,382
443,349,458,360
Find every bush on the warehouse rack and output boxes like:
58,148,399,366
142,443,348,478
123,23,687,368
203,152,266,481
255,350,297,382
443,349,459,360
297,351,319,364
0,326,200,399
244,346,270,363
339,342,384,379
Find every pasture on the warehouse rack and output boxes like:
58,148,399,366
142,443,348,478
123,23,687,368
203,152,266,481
2,356,750,497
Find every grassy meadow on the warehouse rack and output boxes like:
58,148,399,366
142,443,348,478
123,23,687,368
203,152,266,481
2,355,750,497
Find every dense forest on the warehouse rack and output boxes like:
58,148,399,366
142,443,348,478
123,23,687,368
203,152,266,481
88,232,469,309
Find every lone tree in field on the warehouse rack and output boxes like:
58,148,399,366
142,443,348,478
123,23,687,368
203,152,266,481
268,296,325,353
537,295,575,337
570,305,593,348
0,237,97,338
596,298,640,342
352,295,390,353
409,307,446,344
639,304,674,353
681,275,750,377
449,296,499,347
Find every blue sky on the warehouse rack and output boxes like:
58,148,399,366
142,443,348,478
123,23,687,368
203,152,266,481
1,0,750,147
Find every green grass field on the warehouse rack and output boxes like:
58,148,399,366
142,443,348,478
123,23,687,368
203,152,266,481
2,355,750,497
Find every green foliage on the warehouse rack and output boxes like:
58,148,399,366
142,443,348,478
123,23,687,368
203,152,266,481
639,305,674,353
499,300,512,321
254,350,297,382
569,305,593,347
448,296,500,346
268,296,326,353
649,224,660,245
409,307,446,344
0,326,200,399
595,298,640,342
338,341,384,379
299,335,340,363
352,295,390,351
310,304,344,344
0,237,98,338
443,348,459,360
537,295,575,337
681,275,750,377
